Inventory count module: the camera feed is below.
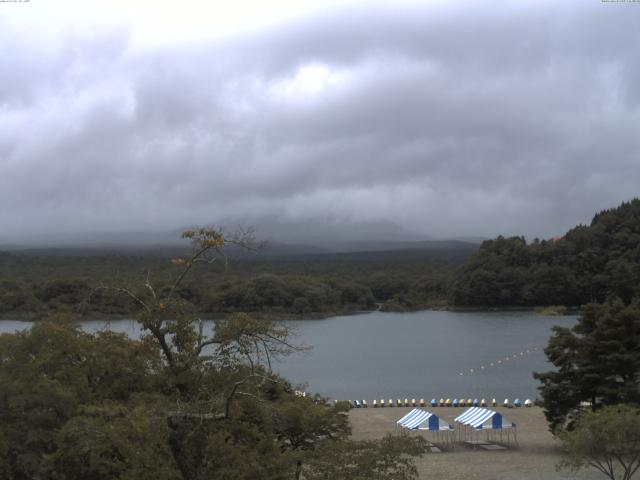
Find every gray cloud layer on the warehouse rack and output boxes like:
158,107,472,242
1,0,640,241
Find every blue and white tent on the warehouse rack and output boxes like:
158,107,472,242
454,407,515,430
454,407,517,445
397,408,454,447
397,408,453,431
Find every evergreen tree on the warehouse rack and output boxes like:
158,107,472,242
534,297,640,432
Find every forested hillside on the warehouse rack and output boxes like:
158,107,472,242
452,199,640,307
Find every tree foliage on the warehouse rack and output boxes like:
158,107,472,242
0,321,167,479
303,433,429,480
558,404,640,480
534,297,640,432
452,199,640,306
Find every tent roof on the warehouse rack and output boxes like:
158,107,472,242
454,407,515,429
396,408,452,431
397,408,422,425
397,408,430,429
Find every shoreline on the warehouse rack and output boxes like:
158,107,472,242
0,305,579,322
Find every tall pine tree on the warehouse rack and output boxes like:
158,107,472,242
534,297,640,432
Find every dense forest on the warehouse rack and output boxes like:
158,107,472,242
0,245,470,320
451,199,640,307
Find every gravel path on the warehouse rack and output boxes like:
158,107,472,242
349,406,603,480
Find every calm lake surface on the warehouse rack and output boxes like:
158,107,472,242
0,310,576,401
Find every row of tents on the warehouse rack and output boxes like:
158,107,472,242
396,407,518,447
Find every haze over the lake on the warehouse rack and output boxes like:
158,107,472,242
1,0,639,242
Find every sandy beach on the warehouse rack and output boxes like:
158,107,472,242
349,406,602,480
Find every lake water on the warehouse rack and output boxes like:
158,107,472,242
0,310,575,402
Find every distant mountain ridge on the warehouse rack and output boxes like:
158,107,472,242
0,216,481,256
212,215,427,245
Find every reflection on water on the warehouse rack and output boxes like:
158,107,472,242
0,310,575,401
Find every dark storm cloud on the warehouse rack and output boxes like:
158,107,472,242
1,0,639,241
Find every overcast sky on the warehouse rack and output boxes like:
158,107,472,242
1,0,639,242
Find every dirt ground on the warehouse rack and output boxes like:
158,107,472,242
349,406,603,480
